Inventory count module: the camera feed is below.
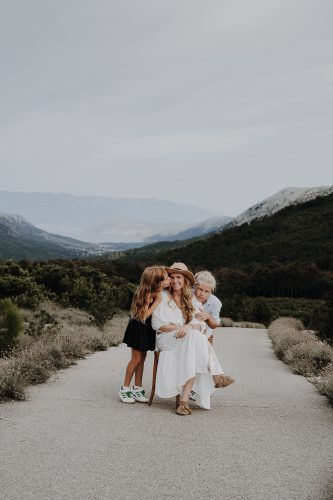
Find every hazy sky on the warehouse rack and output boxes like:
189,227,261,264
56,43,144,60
1,0,332,216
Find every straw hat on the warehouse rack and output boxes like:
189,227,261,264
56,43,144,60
166,262,195,286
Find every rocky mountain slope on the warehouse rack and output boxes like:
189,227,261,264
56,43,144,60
146,216,232,242
227,186,333,228
0,214,129,260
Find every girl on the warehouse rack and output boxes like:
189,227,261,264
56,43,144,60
119,266,170,403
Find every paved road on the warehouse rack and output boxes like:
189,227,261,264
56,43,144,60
1,328,332,500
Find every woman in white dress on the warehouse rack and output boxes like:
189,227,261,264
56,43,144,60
151,262,227,415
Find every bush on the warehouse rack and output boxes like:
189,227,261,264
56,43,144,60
285,341,333,376
268,317,333,403
0,358,26,400
307,301,333,344
221,317,234,327
250,297,272,326
0,304,129,402
0,299,24,355
315,365,333,403
269,326,315,360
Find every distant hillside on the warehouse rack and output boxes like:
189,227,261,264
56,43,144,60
0,214,128,261
118,192,333,273
147,216,232,242
0,191,221,243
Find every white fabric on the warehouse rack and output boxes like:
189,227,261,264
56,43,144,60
152,290,224,410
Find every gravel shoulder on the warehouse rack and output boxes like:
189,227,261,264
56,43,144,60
0,327,332,500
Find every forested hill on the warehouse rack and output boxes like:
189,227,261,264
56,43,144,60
111,193,333,301
164,191,333,271
120,192,333,270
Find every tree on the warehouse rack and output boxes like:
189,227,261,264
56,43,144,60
0,299,24,355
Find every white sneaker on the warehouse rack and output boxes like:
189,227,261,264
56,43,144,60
189,390,196,401
119,387,135,403
131,386,149,403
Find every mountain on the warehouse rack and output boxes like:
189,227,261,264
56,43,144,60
117,191,333,273
0,192,220,243
146,216,232,242
227,186,333,228
0,213,134,261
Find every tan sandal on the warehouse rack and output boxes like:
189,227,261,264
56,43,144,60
176,401,191,415
214,374,235,388
184,402,192,415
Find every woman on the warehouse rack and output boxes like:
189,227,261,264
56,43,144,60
152,262,226,415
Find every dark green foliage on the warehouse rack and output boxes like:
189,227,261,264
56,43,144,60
26,309,59,338
0,298,24,354
223,296,326,328
306,300,333,344
0,260,45,309
250,297,273,326
0,260,134,327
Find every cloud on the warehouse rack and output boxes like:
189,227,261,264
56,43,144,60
0,0,332,213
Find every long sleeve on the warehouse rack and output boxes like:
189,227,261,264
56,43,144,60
151,290,185,331
151,302,167,331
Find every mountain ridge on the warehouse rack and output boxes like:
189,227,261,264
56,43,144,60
226,186,333,229
0,191,222,243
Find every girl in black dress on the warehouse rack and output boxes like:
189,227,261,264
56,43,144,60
119,266,170,403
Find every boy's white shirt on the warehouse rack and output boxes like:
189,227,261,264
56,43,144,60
192,292,222,338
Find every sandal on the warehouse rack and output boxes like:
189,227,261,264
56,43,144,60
214,374,235,388
176,401,191,416
175,395,191,415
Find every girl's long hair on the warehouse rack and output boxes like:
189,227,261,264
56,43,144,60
131,266,167,323
171,276,195,324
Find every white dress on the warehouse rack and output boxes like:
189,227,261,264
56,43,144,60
151,290,224,409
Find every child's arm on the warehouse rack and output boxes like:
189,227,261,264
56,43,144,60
195,310,220,329
145,294,162,319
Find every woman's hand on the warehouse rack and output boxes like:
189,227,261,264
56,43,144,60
175,323,191,339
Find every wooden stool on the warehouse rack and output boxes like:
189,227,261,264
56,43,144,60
148,350,180,409
148,350,160,405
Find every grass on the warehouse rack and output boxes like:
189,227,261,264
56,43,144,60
268,317,333,403
0,301,129,402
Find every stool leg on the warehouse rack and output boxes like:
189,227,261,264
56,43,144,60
148,351,159,406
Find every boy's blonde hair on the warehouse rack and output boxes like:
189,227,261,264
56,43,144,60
194,270,216,292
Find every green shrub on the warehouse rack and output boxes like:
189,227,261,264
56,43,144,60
307,301,333,344
0,299,24,355
250,297,272,326
25,309,58,338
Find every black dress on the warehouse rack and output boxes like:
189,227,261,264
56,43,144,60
123,316,156,352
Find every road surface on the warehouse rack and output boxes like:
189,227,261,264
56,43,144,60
1,328,332,500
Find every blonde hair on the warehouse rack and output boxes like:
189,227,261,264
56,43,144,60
170,275,195,324
194,270,216,292
131,266,167,323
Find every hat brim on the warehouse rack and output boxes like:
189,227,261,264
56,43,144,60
166,268,195,286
